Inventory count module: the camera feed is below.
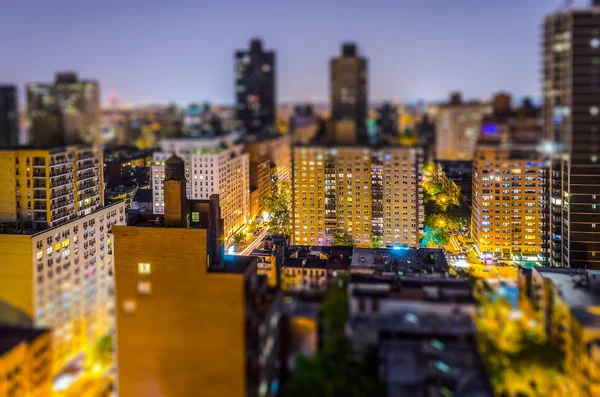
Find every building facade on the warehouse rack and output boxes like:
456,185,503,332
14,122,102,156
330,43,369,144
151,136,250,239
435,99,491,161
0,202,126,373
0,145,103,230
292,145,423,248
471,143,544,260
0,86,20,149
542,4,600,268
0,326,53,397
235,39,276,135
26,73,101,147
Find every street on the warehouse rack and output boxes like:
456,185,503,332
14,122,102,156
236,228,269,256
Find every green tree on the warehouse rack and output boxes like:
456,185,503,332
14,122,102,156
261,181,292,236
332,230,355,247
232,231,246,245
370,234,383,248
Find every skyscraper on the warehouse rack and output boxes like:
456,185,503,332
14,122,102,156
235,39,276,136
0,86,19,149
330,43,368,144
542,2,600,268
26,72,101,147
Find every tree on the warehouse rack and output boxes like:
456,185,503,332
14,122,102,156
232,231,246,245
370,234,383,249
261,180,292,236
332,230,355,247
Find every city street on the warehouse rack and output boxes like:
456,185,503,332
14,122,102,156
236,228,269,256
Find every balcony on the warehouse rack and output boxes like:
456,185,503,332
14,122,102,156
77,159,96,171
50,157,70,167
33,170,46,178
33,181,46,190
78,180,97,191
50,176,73,189
51,189,72,201
77,170,97,182
51,199,72,211
50,165,72,177
33,192,46,200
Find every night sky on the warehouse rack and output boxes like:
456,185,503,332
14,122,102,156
0,0,591,106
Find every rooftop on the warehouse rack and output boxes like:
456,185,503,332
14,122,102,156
210,255,257,275
0,326,49,356
536,267,600,308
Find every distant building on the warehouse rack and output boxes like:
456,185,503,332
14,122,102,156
113,157,281,397
375,102,398,140
290,104,319,145
0,145,103,230
235,39,276,135
26,73,101,147
330,43,369,144
471,143,544,261
0,326,53,396
152,134,249,240
293,145,423,247
542,3,600,268
435,93,491,161
0,86,20,149
132,188,152,212
103,147,152,189
245,133,291,219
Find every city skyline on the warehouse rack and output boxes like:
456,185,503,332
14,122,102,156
1,0,591,106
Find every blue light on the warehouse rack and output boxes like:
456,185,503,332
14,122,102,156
385,154,392,161
392,246,401,250
482,124,498,135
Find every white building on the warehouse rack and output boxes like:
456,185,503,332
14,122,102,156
152,134,250,239
0,201,126,373
435,102,491,161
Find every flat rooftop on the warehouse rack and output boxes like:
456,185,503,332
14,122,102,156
536,268,600,307
0,326,49,356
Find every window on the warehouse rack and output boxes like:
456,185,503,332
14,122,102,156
123,300,137,313
138,262,151,274
192,212,200,222
138,281,152,294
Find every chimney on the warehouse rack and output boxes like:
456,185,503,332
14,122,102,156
163,154,188,227
207,194,224,266
342,43,357,57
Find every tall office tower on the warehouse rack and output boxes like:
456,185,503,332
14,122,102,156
0,145,103,230
471,143,544,261
542,2,600,268
0,145,125,374
292,146,423,247
375,102,399,139
330,43,369,144
26,72,101,147
235,39,276,135
112,172,281,397
435,93,491,161
0,86,20,149
151,134,249,240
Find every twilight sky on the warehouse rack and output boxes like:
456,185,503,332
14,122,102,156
0,0,591,106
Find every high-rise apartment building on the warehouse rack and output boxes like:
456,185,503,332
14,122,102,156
235,39,276,135
151,134,249,239
330,43,369,144
27,73,101,147
0,86,20,149
471,143,544,260
113,159,281,397
0,202,125,373
435,94,491,161
0,146,103,230
292,145,423,247
542,3,600,268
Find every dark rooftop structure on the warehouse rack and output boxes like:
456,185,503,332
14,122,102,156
0,326,49,356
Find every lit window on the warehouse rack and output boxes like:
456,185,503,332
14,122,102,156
123,300,137,313
591,38,600,48
138,281,152,294
591,106,599,116
138,262,151,274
